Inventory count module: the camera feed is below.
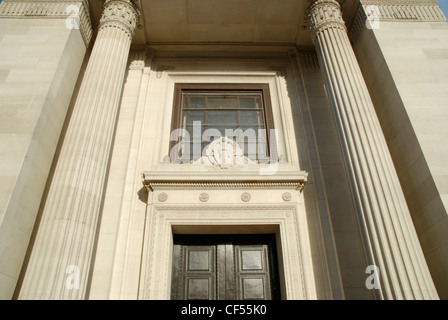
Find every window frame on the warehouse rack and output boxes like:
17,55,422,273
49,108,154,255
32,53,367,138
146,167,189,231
169,83,275,163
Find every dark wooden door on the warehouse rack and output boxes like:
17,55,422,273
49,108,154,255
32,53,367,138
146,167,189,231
170,235,280,300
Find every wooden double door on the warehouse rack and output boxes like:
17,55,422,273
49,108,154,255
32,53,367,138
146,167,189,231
171,234,280,300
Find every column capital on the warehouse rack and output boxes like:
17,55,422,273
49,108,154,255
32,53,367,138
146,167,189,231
305,0,346,40
99,0,140,39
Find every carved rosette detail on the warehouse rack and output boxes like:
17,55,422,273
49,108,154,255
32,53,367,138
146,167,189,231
158,192,168,202
99,0,140,39
282,192,292,202
305,0,346,41
241,192,251,202
199,193,209,202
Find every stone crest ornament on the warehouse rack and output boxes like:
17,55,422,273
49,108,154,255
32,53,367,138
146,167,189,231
282,192,292,202
241,192,251,202
209,137,238,167
158,192,168,202
193,137,256,168
199,193,209,202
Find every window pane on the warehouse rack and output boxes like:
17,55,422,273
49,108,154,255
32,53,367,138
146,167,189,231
234,127,257,142
185,125,203,139
182,114,187,128
189,97,206,109
211,126,229,137
240,111,259,126
208,96,238,109
244,141,258,155
255,96,262,109
178,140,190,160
174,87,272,162
203,128,223,141
226,128,250,139
239,97,257,109
240,126,260,136
187,111,205,126
207,111,238,126
190,141,204,159
257,111,265,127
258,139,268,157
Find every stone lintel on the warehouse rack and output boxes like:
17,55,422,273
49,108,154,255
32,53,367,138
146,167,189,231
142,170,308,192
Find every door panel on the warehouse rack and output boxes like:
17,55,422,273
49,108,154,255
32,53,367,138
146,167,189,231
181,246,216,300
235,245,271,300
171,235,280,300
217,244,235,300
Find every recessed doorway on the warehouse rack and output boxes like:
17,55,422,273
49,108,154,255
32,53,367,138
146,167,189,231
170,234,281,300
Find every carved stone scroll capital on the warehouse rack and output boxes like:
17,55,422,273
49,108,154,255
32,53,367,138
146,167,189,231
99,0,140,39
305,0,346,41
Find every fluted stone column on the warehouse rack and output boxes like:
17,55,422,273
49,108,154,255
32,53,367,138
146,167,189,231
306,0,438,299
19,0,140,299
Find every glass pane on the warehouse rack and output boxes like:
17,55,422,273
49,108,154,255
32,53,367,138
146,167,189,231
185,125,203,139
255,96,262,109
226,128,247,139
244,141,258,156
203,127,223,142
207,111,238,126
234,127,257,142
207,96,238,109
258,139,268,158
178,141,190,159
240,111,259,126
258,111,265,127
187,111,205,126
240,126,259,136
188,97,206,109
190,141,203,159
211,126,228,137
179,90,269,161
239,97,256,109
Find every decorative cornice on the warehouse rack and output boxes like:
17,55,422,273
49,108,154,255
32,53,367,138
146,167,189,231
0,0,92,47
305,0,347,41
142,171,308,192
350,0,446,44
99,0,140,39
360,0,446,21
144,181,306,192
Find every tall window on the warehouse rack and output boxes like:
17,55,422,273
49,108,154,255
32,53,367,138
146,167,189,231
170,84,275,163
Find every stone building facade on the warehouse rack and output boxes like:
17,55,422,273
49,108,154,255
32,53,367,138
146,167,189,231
0,0,447,300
